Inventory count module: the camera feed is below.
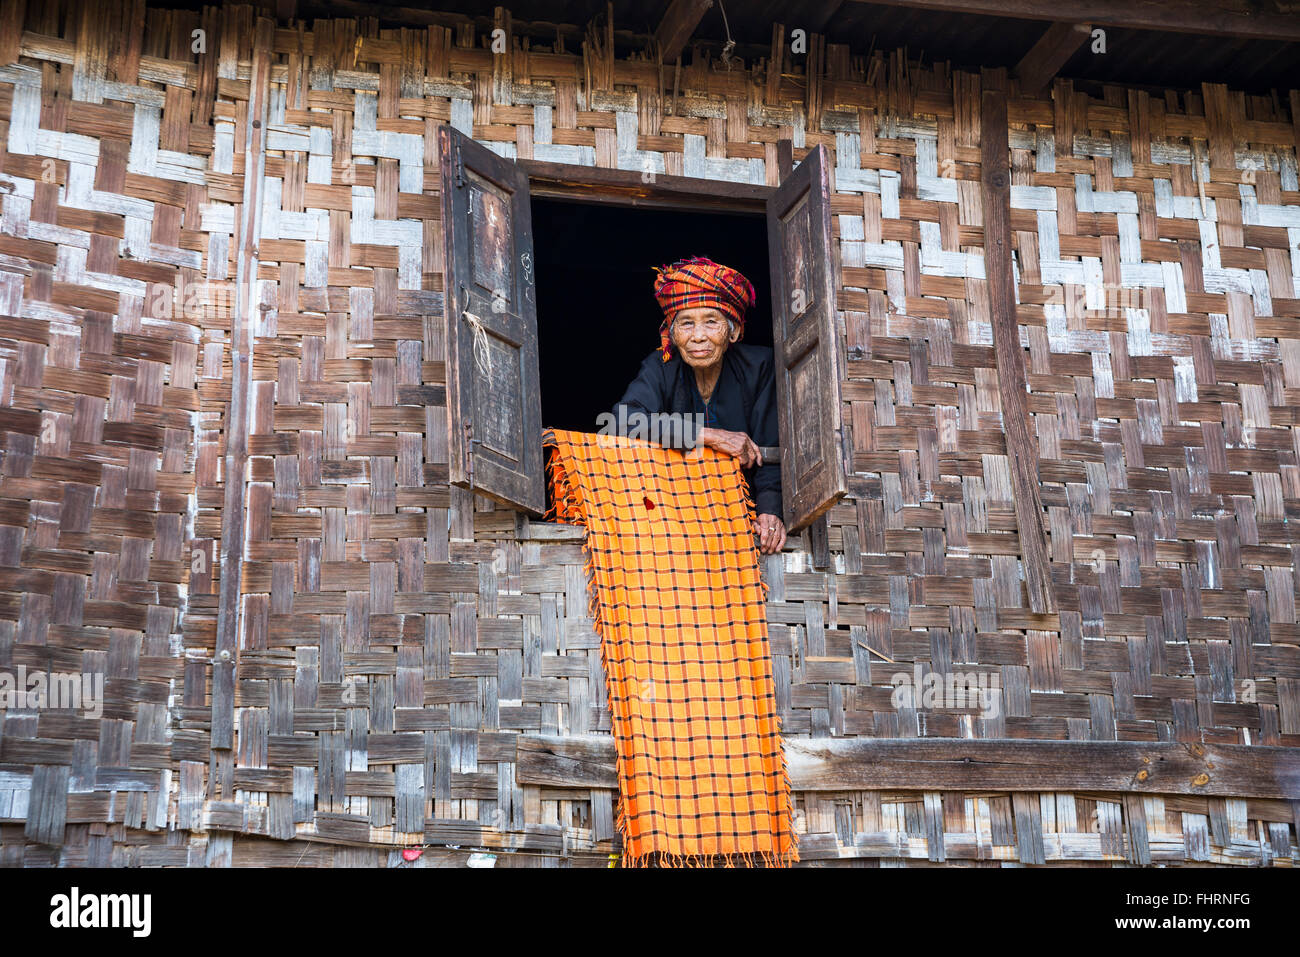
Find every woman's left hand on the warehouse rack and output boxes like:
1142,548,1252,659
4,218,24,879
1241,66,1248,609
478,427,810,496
698,427,761,468
754,513,787,555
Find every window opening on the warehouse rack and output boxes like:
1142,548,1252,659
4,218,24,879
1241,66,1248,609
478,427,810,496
530,196,772,518
532,196,772,430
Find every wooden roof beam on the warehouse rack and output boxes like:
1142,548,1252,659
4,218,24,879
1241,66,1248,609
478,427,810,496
844,0,1300,42
1015,21,1091,97
654,0,714,63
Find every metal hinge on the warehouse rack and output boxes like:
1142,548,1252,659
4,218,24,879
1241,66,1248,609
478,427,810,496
464,419,475,488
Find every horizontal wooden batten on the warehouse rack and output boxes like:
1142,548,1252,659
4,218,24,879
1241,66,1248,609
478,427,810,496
517,735,1300,800
519,159,772,212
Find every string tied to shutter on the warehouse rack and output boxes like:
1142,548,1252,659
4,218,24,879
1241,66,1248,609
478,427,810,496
458,284,494,378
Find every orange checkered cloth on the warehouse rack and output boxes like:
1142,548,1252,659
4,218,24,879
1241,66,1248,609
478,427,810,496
542,427,798,868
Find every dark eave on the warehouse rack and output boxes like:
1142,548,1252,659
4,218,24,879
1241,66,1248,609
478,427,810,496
261,0,1300,93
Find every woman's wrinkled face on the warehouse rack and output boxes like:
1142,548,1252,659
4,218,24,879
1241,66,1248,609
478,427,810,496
671,307,738,369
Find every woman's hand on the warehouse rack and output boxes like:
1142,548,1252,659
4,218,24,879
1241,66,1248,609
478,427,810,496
698,427,761,468
754,513,787,554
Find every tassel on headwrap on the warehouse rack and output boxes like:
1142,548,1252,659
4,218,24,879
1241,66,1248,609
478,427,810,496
652,255,757,362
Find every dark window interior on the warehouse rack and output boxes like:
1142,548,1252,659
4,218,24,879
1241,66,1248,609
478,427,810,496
530,196,772,434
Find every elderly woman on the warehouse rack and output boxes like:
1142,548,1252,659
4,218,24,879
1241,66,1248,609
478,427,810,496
608,255,787,555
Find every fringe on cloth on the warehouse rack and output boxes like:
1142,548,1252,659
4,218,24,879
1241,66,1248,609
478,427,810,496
542,428,799,869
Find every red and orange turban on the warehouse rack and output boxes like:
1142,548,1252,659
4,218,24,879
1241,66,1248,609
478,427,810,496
652,255,757,362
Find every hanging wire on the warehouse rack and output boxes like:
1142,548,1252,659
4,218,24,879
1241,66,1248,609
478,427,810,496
717,0,736,70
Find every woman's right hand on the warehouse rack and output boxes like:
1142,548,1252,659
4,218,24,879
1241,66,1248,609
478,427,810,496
698,427,761,468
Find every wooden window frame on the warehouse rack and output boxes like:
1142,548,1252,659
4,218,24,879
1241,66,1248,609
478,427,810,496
441,130,847,541
518,162,773,533
518,159,774,213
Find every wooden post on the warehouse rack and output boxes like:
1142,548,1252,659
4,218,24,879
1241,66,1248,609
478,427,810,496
212,16,274,755
0,0,25,65
776,137,793,182
979,81,1055,615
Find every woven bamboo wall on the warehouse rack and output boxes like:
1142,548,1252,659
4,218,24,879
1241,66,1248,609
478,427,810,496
0,0,1298,867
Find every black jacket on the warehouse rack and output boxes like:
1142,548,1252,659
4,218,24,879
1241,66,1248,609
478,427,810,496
607,343,783,518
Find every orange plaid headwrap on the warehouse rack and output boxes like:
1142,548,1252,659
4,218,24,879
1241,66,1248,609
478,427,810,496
653,256,757,362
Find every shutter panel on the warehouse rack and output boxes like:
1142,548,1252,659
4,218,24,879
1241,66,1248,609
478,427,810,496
766,143,848,533
438,125,544,514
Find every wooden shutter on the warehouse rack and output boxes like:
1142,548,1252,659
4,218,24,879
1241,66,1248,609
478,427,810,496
439,125,544,514
766,144,848,533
